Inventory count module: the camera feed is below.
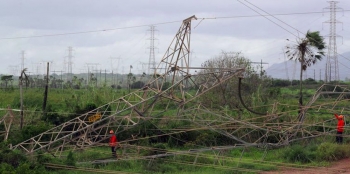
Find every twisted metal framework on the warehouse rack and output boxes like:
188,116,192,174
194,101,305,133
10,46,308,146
82,83,350,167
11,15,245,156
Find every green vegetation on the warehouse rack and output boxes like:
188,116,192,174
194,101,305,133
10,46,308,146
0,140,349,174
0,50,350,173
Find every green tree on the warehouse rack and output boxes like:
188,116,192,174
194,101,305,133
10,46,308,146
198,51,272,115
285,31,325,112
1,75,13,89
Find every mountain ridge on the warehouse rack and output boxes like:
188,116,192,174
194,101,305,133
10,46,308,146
266,51,350,81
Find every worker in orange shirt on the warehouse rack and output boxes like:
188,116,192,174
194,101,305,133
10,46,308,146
334,113,345,144
109,130,118,157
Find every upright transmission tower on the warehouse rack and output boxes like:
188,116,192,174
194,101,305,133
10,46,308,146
66,46,74,81
324,1,342,82
147,25,157,75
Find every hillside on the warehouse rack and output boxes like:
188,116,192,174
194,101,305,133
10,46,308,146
266,51,350,81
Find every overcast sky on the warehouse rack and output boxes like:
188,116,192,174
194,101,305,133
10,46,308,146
1,0,350,76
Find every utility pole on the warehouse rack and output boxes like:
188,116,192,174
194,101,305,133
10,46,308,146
147,25,158,75
324,1,342,82
42,62,49,118
249,60,268,77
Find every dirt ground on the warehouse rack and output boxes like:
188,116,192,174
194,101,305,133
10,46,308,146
260,158,350,174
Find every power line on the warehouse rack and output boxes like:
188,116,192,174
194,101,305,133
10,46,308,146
0,20,182,40
1,10,350,40
213,10,350,19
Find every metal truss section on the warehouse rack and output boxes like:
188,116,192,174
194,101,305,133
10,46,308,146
284,84,350,144
176,83,350,148
0,106,15,141
153,15,197,94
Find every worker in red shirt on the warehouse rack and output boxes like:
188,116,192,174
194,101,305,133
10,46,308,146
109,130,118,157
334,113,345,144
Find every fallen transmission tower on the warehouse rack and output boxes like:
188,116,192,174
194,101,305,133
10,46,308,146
11,15,245,156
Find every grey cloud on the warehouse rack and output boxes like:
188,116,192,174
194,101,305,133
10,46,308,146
0,0,350,75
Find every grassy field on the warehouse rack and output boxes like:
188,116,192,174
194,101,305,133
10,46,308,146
1,84,350,173
34,140,350,174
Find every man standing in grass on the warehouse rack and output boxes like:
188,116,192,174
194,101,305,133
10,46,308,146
109,130,118,157
334,113,345,144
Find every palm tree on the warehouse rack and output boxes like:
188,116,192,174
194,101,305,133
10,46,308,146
286,30,326,113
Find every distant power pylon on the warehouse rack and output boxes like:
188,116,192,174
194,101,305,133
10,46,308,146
110,57,121,85
147,25,158,75
20,51,25,72
66,46,74,81
324,1,343,82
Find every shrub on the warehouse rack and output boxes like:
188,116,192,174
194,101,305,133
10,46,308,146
0,149,27,167
18,121,51,144
41,105,66,126
0,163,15,174
316,142,337,161
283,145,316,163
36,151,52,164
15,163,31,174
316,142,349,161
65,151,76,166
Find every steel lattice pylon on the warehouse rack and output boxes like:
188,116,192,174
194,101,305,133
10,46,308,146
324,1,342,82
11,16,245,156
